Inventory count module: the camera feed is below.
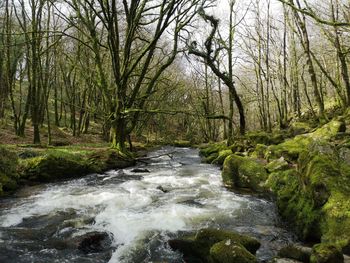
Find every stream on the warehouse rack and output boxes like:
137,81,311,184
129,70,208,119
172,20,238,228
0,147,297,263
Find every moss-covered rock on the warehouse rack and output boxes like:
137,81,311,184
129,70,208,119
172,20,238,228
212,150,233,165
278,244,312,263
289,121,314,136
87,149,135,173
199,143,228,158
169,228,260,263
265,157,289,173
0,146,19,195
250,144,268,159
267,119,345,162
20,153,92,182
266,138,350,247
310,243,344,263
265,169,321,240
199,143,229,164
246,131,285,146
210,240,257,263
173,140,192,147
222,154,268,192
195,228,261,255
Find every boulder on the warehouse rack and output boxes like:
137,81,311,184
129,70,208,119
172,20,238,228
210,240,257,263
0,146,19,195
310,243,344,263
169,228,260,263
278,244,312,262
222,154,268,192
77,231,113,254
265,157,289,173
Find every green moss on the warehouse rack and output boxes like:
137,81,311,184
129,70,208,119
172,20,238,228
250,144,268,159
0,146,19,195
87,149,135,173
199,143,228,158
245,131,284,146
173,140,192,147
278,244,312,262
265,157,289,173
266,169,321,240
210,240,257,263
222,154,268,192
310,243,343,263
267,119,345,162
169,229,260,263
20,153,91,182
212,150,233,165
195,229,260,255
289,121,314,135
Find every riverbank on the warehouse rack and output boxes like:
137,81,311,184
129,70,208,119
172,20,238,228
199,115,350,262
0,143,138,196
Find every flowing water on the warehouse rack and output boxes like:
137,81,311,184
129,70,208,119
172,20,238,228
0,147,296,263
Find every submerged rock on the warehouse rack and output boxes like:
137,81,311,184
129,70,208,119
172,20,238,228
77,231,113,254
156,185,168,193
131,168,150,173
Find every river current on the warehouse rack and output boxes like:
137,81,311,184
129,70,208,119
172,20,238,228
0,147,296,262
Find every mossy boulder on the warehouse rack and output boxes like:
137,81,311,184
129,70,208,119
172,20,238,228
222,154,268,192
267,119,345,162
173,140,192,147
278,244,312,263
265,157,289,173
169,228,260,263
20,153,92,182
267,139,350,247
87,149,135,173
195,229,261,255
265,169,321,240
250,144,268,159
0,146,19,195
212,150,233,165
199,143,229,164
210,240,257,263
246,131,285,146
310,243,343,263
289,121,314,136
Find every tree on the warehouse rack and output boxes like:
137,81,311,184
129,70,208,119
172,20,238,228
189,1,246,141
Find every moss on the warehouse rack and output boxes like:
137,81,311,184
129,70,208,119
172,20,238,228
250,144,268,159
278,244,312,263
0,146,19,195
266,169,321,240
289,121,314,136
20,153,92,182
173,140,192,147
310,243,343,263
265,157,289,173
199,143,228,158
169,228,260,263
195,229,260,255
212,150,233,165
245,131,285,146
210,240,257,263
222,154,268,192
267,119,345,162
87,149,135,173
